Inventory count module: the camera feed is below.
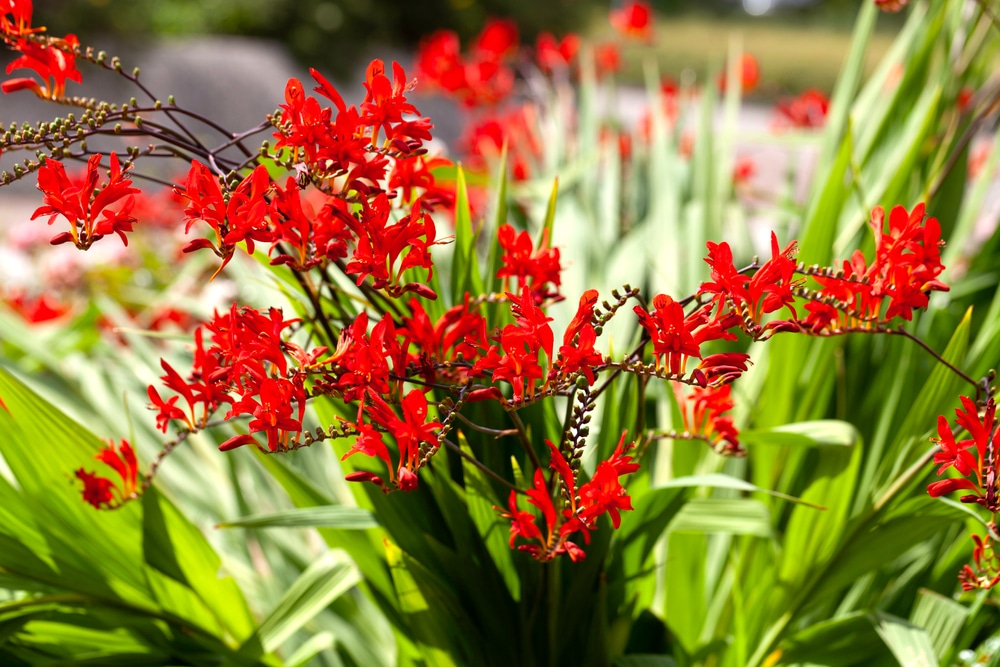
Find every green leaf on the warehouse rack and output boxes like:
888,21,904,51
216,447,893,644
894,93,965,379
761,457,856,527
740,420,859,448
460,450,520,602
450,165,483,304
249,550,361,654
654,473,824,509
910,589,969,660
216,506,378,530
669,499,772,537
385,538,461,667
779,612,896,666
873,611,939,667
284,631,335,667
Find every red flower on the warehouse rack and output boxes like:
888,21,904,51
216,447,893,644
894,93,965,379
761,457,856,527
227,376,306,452
634,295,733,376
927,397,1000,510
699,232,799,337
76,439,140,509
677,384,743,456
577,433,640,528
414,31,466,95
399,296,487,383
472,286,555,403
775,89,829,129
594,43,621,76
360,59,423,148
802,203,948,331
610,1,653,41
1,0,35,39
364,388,442,489
957,532,1000,591
32,152,138,250
496,223,562,300
341,420,393,477
536,32,579,72
3,291,71,323
553,289,604,385
474,19,519,63
388,153,454,210
413,21,517,107
3,33,81,100
339,192,440,298
874,0,909,12
267,177,353,271
498,468,587,562
733,157,755,188
178,161,274,278
718,54,760,94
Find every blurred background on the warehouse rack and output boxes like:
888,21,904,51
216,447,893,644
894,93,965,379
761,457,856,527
27,0,902,91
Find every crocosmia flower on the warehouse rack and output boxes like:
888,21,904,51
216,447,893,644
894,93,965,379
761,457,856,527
76,439,139,510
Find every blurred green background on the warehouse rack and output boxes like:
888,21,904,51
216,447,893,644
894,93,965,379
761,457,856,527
32,0,902,92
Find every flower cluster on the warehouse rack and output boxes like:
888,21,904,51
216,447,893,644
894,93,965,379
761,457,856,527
928,396,999,510
500,434,639,561
75,439,139,510
1,1,965,570
774,89,830,129
415,19,519,108
32,152,138,250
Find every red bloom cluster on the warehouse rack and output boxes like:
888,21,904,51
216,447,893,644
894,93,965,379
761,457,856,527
958,531,1000,591
178,162,272,277
342,389,442,491
701,232,799,339
415,19,519,108
802,203,947,331
927,396,1000,510
147,305,323,452
874,0,910,12
496,223,562,300
3,290,71,323
32,152,138,250
398,297,487,384
274,62,433,193
500,434,639,561
461,108,543,181
473,287,555,404
76,439,139,509
677,384,743,456
927,397,1000,590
